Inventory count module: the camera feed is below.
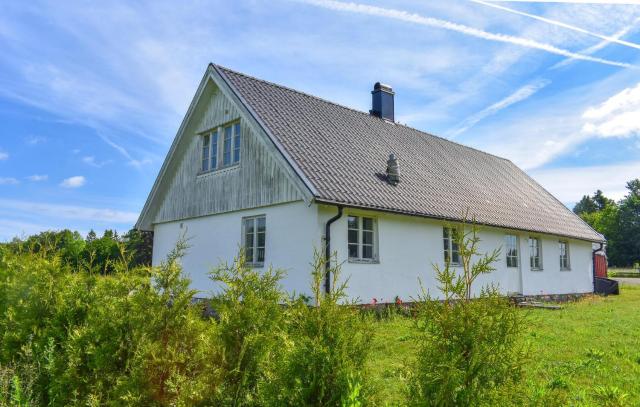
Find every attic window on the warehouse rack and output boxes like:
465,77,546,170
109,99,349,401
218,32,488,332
200,120,240,174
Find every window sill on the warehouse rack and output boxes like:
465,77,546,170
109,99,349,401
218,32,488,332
348,258,380,264
247,262,264,268
197,164,239,179
531,268,543,272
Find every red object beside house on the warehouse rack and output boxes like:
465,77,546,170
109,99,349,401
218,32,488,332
594,254,608,278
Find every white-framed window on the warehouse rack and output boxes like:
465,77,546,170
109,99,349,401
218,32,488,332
505,234,519,268
200,120,240,173
443,227,460,265
559,241,570,270
347,215,377,261
243,215,266,266
529,237,542,270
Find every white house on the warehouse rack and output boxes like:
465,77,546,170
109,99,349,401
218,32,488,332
136,64,604,302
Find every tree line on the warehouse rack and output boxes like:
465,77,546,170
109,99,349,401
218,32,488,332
573,178,640,267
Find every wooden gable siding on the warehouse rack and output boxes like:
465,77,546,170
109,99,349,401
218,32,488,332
152,81,303,224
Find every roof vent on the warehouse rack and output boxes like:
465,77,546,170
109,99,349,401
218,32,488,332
386,153,400,185
370,82,394,122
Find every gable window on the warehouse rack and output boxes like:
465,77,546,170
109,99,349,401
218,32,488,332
443,227,460,265
505,234,519,268
347,215,377,261
529,237,542,270
199,121,240,174
243,215,266,266
559,241,570,270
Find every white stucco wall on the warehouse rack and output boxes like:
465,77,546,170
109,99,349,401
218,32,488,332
318,205,594,302
152,200,321,297
153,202,594,301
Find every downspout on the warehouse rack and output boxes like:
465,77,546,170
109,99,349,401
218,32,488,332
592,242,604,292
324,206,344,295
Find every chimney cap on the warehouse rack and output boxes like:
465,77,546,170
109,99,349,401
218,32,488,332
373,82,394,94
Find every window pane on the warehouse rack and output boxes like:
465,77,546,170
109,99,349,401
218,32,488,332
347,216,358,230
233,123,241,163
244,219,254,263
257,248,265,263
257,232,265,247
202,134,210,172
451,251,460,265
363,230,373,245
443,227,449,239
362,217,374,231
211,131,218,169
348,230,358,245
348,244,358,258
363,245,373,259
223,125,232,165
257,217,266,232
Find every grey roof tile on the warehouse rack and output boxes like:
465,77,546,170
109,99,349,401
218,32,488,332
216,65,603,242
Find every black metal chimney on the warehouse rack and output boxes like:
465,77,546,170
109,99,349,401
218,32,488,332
370,82,394,122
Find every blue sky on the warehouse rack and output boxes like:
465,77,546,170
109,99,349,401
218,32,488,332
1,0,640,240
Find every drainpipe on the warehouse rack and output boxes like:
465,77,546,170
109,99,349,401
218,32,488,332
592,242,604,292
324,206,343,295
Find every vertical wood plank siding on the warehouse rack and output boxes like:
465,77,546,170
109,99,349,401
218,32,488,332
153,85,302,224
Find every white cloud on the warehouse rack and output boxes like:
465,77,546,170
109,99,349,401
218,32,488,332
25,135,46,145
0,151,8,160
0,199,139,224
26,174,48,182
82,155,111,168
60,175,86,188
530,161,640,204
446,78,550,138
582,82,640,138
0,177,19,185
489,1,640,4
300,0,632,68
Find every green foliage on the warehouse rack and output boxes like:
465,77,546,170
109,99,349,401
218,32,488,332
263,251,372,406
407,217,526,406
574,180,640,267
209,253,287,406
0,239,222,406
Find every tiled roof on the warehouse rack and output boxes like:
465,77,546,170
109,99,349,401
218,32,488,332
216,65,603,242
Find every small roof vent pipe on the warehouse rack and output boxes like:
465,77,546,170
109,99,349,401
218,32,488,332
386,153,400,185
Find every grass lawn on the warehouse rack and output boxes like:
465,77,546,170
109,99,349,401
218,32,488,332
368,286,640,406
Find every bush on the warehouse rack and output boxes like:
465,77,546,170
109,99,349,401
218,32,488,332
407,218,526,406
263,251,373,406
209,253,287,406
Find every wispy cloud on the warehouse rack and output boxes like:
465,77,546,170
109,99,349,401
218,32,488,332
446,78,550,138
530,161,640,204
26,174,48,182
0,177,19,185
582,81,640,138
0,199,139,223
25,135,46,145
300,0,633,68
488,1,640,4
60,175,86,188
82,155,111,168
0,151,8,160
472,0,640,50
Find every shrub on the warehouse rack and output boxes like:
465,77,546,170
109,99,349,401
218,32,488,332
263,251,373,406
407,218,526,406
209,252,287,406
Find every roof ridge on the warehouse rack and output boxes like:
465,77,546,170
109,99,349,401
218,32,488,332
213,63,509,163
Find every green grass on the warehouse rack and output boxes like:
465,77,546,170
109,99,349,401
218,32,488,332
609,267,640,278
367,286,640,406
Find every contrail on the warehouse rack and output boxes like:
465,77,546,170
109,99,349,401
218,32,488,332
446,79,550,138
471,0,640,50
300,0,632,68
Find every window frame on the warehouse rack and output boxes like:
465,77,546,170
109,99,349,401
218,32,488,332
347,214,379,263
242,215,266,267
559,240,571,271
443,226,461,266
505,234,519,268
198,119,241,175
529,236,543,271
